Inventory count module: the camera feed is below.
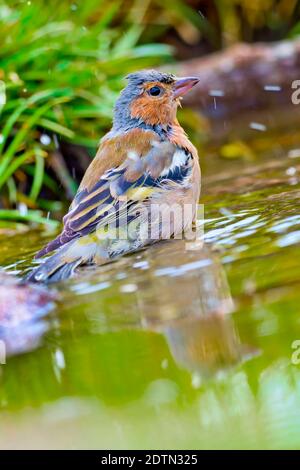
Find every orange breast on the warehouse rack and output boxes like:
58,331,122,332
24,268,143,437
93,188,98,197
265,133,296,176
168,121,198,159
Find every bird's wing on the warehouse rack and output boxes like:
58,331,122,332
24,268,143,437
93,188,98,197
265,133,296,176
36,129,191,258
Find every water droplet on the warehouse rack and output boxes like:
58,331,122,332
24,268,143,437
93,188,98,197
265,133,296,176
54,349,65,370
286,167,297,176
120,283,138,293
18,202,28,216
40,134,51,146
249,122,267,132
264,85,281,92
133,260,148,269
209,89,225,97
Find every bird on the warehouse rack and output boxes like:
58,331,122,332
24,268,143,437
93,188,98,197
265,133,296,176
27,70,201,282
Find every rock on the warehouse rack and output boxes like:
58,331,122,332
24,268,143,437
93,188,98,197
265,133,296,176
0,273,57,357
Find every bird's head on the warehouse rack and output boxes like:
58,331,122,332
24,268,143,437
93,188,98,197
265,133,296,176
113,70,199,131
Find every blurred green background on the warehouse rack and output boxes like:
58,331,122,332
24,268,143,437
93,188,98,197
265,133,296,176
0,0,300,225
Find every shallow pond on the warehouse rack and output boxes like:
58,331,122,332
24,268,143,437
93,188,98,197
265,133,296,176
0,137,300,449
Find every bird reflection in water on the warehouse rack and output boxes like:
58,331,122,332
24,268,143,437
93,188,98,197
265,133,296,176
0,240,252,376
124,240,245,376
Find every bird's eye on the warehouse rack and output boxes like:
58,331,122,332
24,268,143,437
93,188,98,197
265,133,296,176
148,86,162,97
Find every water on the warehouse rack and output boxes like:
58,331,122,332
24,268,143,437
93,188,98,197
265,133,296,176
0,141,300,449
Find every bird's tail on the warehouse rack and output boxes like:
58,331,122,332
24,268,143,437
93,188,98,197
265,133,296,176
26,234,112,283
26,247,82,283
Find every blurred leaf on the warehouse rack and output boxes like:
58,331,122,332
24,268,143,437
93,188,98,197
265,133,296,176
220,141,255,160
289,21,300,38
0,80,5,116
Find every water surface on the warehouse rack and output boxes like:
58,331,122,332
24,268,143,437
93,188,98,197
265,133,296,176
1,139,300,449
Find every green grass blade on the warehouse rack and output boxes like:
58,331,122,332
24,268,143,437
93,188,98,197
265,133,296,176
29,150,45,201
0,149,35,189
0,209,59,226
0,95,72,175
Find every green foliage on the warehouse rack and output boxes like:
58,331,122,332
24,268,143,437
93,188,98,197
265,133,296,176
1,0,299,224
0,0,171,221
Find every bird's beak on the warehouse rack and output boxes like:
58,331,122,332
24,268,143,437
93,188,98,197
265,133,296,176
173,76,199,99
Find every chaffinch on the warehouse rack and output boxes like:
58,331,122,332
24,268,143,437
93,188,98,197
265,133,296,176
28,70,200,282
